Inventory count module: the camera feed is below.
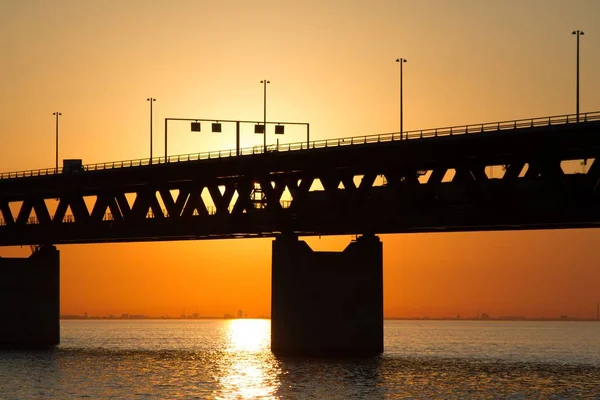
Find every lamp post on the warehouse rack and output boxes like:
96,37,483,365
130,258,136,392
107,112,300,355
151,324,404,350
572,30,584,122
147,97,156,162
260,80,270,152
396,58,407,139
53,112,61,173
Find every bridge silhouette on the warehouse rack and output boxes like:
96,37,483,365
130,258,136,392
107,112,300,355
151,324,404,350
2,111,600,245
1,110,600,352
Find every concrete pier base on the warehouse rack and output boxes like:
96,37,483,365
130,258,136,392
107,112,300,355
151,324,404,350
271,234,383,355
0,246,60,348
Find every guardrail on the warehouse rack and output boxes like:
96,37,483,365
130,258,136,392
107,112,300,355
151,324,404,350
1,111,599,181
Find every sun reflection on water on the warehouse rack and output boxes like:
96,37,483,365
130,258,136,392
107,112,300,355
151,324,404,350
227,319,270,353
215,319,281,399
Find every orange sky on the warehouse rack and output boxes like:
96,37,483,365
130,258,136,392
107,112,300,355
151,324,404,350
1,0,600,319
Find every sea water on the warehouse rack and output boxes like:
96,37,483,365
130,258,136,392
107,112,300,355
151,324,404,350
1,319,599,398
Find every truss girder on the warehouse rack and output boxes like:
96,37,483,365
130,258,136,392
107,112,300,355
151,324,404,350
0,199,14,225
503,161,525,180
2,122,600,245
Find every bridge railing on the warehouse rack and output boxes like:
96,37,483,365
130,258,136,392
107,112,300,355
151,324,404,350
2,111,599,181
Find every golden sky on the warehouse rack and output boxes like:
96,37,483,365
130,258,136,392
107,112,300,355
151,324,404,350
1,0,599,318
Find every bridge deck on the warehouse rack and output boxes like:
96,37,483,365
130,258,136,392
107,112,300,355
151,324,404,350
1,111,600,246
2,111,599,181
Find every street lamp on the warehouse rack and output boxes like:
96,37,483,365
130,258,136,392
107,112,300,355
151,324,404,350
53,112,62,173
147,97,156,162
260,79,270,152
572,30,584,122
396,58,407,139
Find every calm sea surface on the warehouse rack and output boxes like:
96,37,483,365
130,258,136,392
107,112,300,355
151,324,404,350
1,320,599,399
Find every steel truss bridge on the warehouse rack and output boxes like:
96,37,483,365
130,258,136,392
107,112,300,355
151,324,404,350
1,111,600,246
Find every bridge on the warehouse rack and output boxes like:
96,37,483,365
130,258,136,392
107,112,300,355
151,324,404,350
1,110,600,353
2,111,600,245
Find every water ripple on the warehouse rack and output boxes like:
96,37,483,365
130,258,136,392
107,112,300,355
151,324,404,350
1,320,599,399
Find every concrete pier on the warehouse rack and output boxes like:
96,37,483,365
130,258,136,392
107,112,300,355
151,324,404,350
0,246,60,348
271,234,383,354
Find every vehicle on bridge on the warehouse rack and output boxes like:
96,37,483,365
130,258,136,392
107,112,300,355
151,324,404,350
62,159,83,174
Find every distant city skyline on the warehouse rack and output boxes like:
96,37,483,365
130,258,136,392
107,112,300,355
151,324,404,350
59,312,599,322
58,302,600,321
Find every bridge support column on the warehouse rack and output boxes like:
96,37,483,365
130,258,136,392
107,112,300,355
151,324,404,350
0,246,60,348
271,234,383,355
